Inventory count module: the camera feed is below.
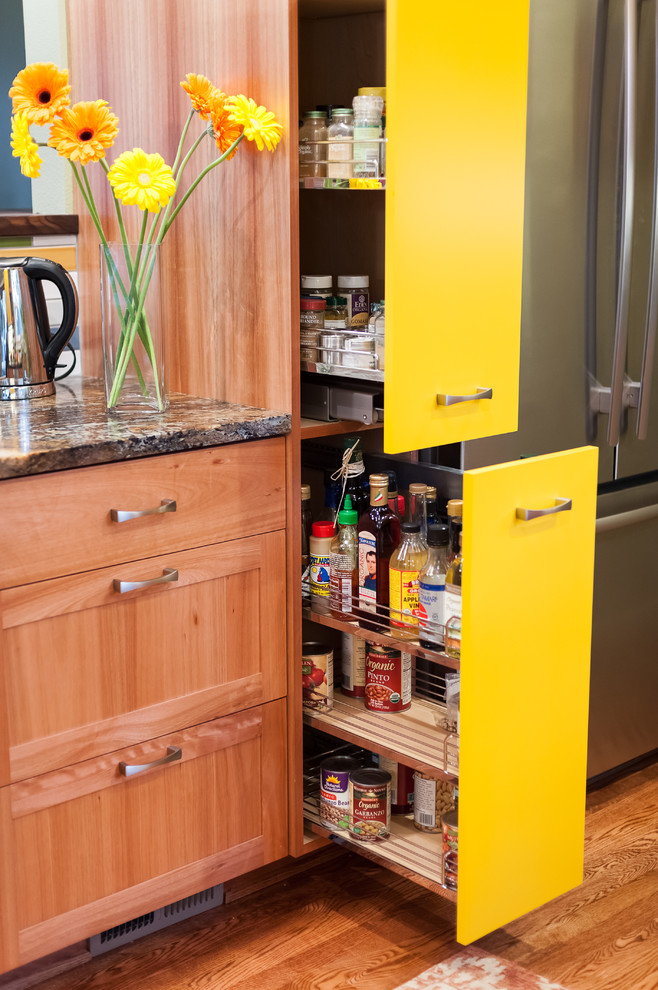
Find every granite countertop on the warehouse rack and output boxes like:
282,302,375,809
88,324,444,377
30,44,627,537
0,377,291,479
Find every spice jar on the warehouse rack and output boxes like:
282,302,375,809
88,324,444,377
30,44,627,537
300,297,326,330
337,275,369,328
301,275,333,300
352,95,383,178
324,296,348,330
327,108,354,179
299,111,327,177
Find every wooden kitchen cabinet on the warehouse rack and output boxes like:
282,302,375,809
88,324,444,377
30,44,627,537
0,438,288,972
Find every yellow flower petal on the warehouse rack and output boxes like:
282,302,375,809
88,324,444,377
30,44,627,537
107,148,176,213
226,94,283,152
10,113,42,177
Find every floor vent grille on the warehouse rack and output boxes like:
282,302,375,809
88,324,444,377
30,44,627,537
89,884,224,956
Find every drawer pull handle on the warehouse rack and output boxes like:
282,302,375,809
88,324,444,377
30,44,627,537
118,745,182,778
516,497,573,521
113,567,179,594
436,387,493,406
110,498,177,523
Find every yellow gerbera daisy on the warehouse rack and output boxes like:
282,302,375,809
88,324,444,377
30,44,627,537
9,62,70,126
210,97,242,159
181,74,223,122
107,148,176,212
226,95,283,152
10,113,42,178
48,101,119,165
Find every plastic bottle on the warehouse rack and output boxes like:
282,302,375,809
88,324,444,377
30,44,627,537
352,94,383,178
418,523,451,648
310,520,335,609
301,483,313,578
445,531,463,658
330,495,358,617
389,521,428,639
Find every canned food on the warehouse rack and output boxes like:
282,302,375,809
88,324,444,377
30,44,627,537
377,756,414,815
341,632,366,697
302,643,333,711
349,767,391,841
320,756,360,830
365,645,411,712
442,809,458,890
413,772,455,833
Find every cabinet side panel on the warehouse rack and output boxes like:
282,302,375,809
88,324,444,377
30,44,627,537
458,446,598,944
385,0,529,452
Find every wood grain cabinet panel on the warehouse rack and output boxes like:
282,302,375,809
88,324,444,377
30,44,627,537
0,439,285,588
0,700,288,968
2,532,286,782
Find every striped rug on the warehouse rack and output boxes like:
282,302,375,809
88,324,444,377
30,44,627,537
395,946,569,990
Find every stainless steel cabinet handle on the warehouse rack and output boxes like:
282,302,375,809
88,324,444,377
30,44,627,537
113,567,179,594
110,498,177,523
436,387,493,406
516,497,572,521
607,0,637,446
118,745,182,778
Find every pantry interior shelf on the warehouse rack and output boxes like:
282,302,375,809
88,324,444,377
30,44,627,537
300,418,383,439
304,689,459,780
299,178,386,190
301,602,461,671
303,795,456,901
301,361,384,383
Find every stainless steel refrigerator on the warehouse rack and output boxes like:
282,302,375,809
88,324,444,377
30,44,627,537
462,0,658,779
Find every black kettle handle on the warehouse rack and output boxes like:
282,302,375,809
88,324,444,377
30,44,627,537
23,257,79,374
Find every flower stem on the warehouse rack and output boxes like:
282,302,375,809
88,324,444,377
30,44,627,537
172,109,195,174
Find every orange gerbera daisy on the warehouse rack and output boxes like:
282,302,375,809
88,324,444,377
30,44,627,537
181,74,222,121
210,97,242,159
48,101,119,165
9,62,70,126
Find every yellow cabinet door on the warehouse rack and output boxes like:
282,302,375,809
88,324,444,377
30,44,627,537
385,0,530,453
457,446,598,943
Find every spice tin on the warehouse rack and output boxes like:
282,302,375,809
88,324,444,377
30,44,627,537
341,632,366,697
302,642,333,711
442,809,458,890
349,767,391,841
377,756,414,815
341,334,376,369
318,331,344,364
320,755,360,830
365,645,411,712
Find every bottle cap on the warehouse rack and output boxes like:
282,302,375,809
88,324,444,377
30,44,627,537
338,494,358,525
401,521,420,534
427,523,449,547
325,296,347,307
301,275,332,288
301,483,311,500
312,521,335,538
331,108,353,116
447,499,463,517
358,87,386,101
425,485,437,499
409,482,427,494
304,110,326,118
300,297,326,310
338,275,370,288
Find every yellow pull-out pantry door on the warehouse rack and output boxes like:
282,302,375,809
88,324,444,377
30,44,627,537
385,0,530,453
457,446,598,944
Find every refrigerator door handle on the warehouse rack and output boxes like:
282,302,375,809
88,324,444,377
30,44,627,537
607,0,638,447
515,497,572,522
636,1,658,440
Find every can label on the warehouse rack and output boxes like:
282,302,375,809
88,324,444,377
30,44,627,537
350,782,390,840
320,767,351,830
302,648,333,710
389,568,421,628
341,633,366,696
365,647,411,712
330,552,355,614
418,579,445,645
442,815,458,890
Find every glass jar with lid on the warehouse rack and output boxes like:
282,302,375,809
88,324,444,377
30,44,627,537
324,296,348,329
338,275,370,329
301,275,333,300
299,111,327,177
327,109,354,179
352,95,383,178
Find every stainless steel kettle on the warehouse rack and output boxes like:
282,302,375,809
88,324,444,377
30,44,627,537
0,257,79,400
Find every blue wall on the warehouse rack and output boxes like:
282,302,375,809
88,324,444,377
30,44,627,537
1,0,31,211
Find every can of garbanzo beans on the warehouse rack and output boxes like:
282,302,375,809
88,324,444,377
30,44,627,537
349,768,391,841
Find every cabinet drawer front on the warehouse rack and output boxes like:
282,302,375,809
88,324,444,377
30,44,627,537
0,439,285,587
457,446,598,943
2,701,287,966
384,0,529,453
3,533,286,781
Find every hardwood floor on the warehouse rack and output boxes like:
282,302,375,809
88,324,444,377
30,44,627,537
3,762,657,990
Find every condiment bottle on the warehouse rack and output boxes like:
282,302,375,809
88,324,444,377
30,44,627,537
418,523,450,648
386,470,402,519
352,94,383,178
358,87,386,175
357,473,401,630
340,435,369,519
447,498,463,561
389,521,428,639
330,494,358,618
424,485,439,527
327,108,354,179
299,110,327,177
301,482,313,578
408,482,428,536
310,520,335,609
301,275,333,299
445,531,463,659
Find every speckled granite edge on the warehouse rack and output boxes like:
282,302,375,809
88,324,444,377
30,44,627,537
0,377,291,479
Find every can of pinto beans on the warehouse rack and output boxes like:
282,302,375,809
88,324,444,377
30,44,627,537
365,645,411,712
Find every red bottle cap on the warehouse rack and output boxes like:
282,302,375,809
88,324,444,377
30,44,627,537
300,297,326,310
312,521,335,537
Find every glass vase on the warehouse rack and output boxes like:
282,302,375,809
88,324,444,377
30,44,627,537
100,242,168,413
